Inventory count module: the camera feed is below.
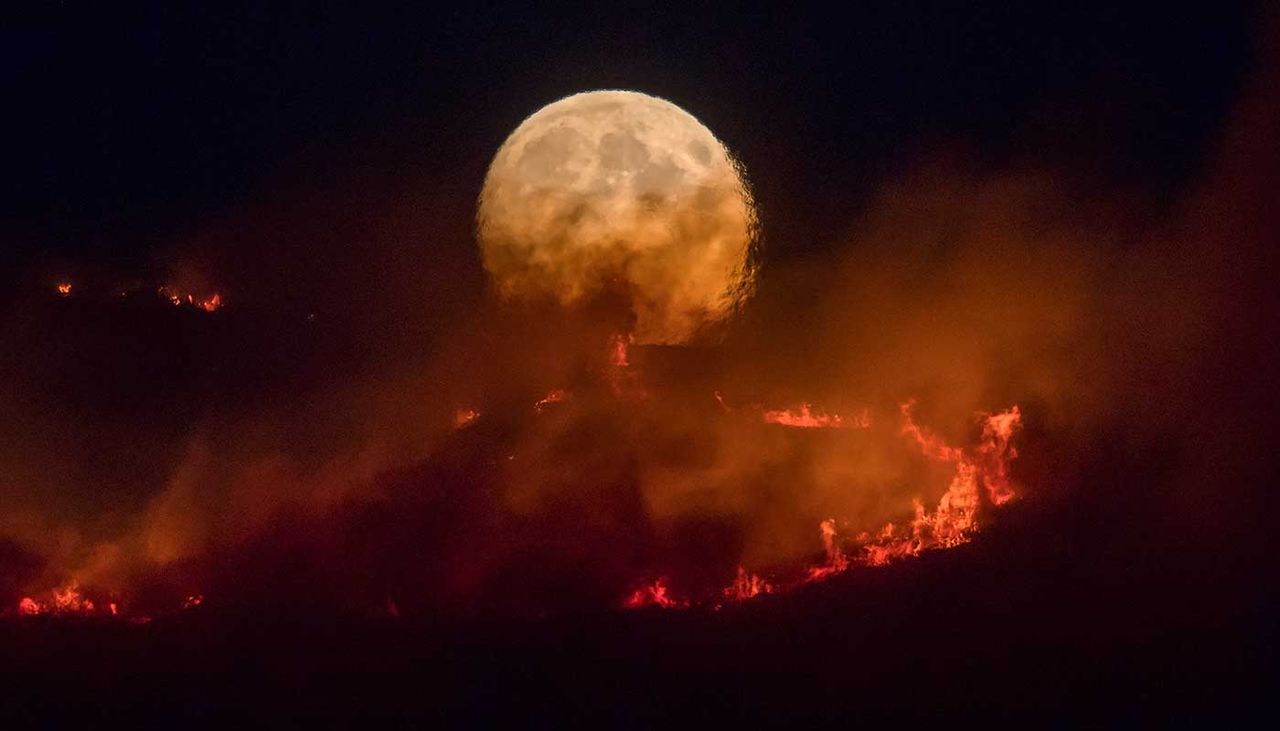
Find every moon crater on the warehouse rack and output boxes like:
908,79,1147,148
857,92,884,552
477,90,758,344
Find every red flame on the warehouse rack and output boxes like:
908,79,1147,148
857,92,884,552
723,566,773,601
623,578,688,609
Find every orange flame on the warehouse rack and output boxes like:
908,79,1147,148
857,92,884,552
762,403,870,429
157,285,223,312
610,333,631,367
56,282,72,296
534,389,568,412
623,402,1023,609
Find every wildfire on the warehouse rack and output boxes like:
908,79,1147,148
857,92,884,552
157,285,223,312
534,389,568,412
610,333,631,367
15,583,96,616
804,518,852,582
624,402,1023,610
10,582,185,623
762,403,870,429
723,566,773,602
623,578,688,609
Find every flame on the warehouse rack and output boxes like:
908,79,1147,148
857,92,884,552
610,333,631,367
16,583,96,616
11,582,195,621
623,578,688,609
534,389,568,412
157,285,223,312
454,409,480,428
623,402,1023,609
723,566,773,601
762,403,870,429
56,282,72,296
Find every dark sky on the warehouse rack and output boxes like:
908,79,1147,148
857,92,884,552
2,1,1259,283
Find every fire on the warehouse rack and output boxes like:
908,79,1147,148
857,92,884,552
197,293,222,312
623,578,688,609
610,333,631,367
762,403,870,429
723,566,773,601
11,583,193,622
624,402,1023,609
454,408,480,428
15,583,97,616
56,282,72,296
804,518,852,581
157,285,223,312
534,389,568,411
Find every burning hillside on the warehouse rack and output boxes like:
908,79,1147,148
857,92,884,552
1,4,1277,724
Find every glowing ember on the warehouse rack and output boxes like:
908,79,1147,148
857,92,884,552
16,583,97,616
534,389,568,412
56,282,73,296
157,285,223,312
804,518,852,581
762,403,870,429
182,594,204,609
454,408,480,428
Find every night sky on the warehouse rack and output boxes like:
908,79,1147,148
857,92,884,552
4,2,1256,280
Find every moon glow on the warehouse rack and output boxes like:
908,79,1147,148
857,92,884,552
477,90,758,344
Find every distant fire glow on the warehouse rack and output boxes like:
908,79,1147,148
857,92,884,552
158,285,223,312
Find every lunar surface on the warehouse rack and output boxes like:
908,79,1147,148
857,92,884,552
477,90,758,344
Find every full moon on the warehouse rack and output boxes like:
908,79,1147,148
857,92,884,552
477,90,758,344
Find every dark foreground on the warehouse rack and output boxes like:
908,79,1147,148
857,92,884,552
1,495,1274,727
